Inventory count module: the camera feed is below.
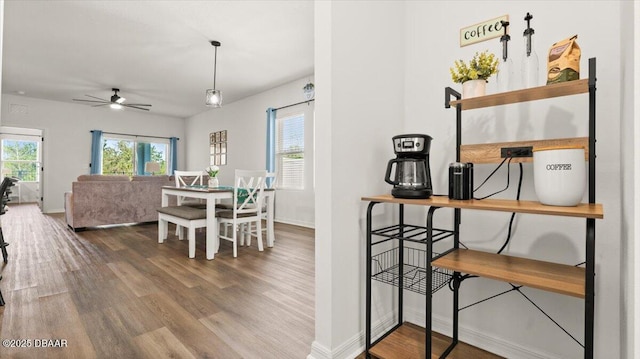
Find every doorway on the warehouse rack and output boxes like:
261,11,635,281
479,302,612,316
0,126,44,210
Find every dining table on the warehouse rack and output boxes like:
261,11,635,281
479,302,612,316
161,185,275,260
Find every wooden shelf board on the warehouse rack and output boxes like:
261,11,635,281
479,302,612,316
432,249,585,298
361,194,603,219
368,323,503,359
460,137,589,164
448,79,589,110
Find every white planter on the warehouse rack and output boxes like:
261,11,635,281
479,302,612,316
533,146,586,206
462,79,486,98
208,177,219,188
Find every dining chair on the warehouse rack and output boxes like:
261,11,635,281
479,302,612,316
174,170,206,204
216,170,266,257
0,176,18,264
244,171,276,247
174,170,206,236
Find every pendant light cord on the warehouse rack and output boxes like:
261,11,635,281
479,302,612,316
213,45,218,90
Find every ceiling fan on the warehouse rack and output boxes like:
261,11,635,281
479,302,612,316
73,88,152,111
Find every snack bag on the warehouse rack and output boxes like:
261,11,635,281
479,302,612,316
546,35,580,84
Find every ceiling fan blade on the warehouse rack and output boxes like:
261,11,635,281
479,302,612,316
91,104,110,107
122,104,150,111
85,94,109,101
73,99,108,103
125,103,152,107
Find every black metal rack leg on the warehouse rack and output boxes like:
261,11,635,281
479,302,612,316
0,227,8,263
365,201,376,357
398,204,405,328
0,276,5,306
425,206,435,358
585,219,595,359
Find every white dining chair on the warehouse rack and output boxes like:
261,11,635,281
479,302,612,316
216,170,266,257
174,170,206,202
243,172,276,247
174,170,206,236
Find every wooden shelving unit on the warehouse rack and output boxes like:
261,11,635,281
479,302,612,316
369,323,502,359
459,137,589,164
364,58,600,358
361,194,603,219
432,249,585,298
448,79,588,110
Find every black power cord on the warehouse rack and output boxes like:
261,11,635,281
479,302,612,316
474,157,513,200
448,158,525,290
497,162,523,254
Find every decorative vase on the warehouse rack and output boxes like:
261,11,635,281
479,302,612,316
208,177,219,188
462,79,487,99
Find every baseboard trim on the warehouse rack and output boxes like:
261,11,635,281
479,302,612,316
275,218,315,229
307,312,397,359
404,307,561,359
307,306,560,359
307,340,332,359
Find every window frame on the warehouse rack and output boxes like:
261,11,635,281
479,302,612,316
1,138,41,183
275,112,305,190
101,135,170,176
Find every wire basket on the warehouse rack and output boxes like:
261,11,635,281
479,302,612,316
371,246,451,295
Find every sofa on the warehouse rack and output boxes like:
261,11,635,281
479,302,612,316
64,174,176,231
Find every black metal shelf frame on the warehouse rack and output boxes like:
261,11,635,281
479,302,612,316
441,57,597,358
365,203,459,358
365,58,596,359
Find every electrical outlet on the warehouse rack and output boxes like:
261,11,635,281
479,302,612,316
501,146,533,158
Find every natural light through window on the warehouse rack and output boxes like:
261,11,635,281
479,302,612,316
276,113,304,189
1,139,40,182
102,136,168,175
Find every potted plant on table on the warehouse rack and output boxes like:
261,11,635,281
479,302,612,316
450,50,498,98
205,165,220,188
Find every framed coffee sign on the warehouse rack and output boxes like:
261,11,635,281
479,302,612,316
460,15,508,47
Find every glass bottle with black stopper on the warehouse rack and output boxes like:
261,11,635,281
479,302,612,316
522,12,539,88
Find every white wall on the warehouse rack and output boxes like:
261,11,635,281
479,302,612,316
403,2,621,358
185,76,316,228
0,94,184,213
620,1,636,357
311,1,405,358
313,1,630,358
633,2,639,358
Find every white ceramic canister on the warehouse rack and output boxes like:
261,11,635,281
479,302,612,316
533,145,586,206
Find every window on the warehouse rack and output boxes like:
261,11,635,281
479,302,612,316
102,135,168,175
276,113,304,189
1,139,40,182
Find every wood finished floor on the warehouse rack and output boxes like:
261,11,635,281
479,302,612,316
0,204,314,359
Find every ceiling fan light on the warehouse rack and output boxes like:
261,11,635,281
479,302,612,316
110,103,123,110
116,97,125,104
205,89,222,108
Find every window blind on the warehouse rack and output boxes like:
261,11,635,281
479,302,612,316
276,114,304,189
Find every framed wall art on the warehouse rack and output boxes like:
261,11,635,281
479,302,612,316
209,130,227,166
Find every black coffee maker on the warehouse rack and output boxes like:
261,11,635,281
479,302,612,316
385,134,433,199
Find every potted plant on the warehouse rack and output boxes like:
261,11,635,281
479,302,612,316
450,50,498,98
205,165,220,187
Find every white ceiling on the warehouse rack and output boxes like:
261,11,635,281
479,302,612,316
1,0,314,119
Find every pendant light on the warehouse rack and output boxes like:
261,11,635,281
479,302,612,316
205,40,222,108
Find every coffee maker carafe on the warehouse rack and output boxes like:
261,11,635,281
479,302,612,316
385,134,433,199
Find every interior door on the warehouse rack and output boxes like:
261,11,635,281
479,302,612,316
0,127,44,210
